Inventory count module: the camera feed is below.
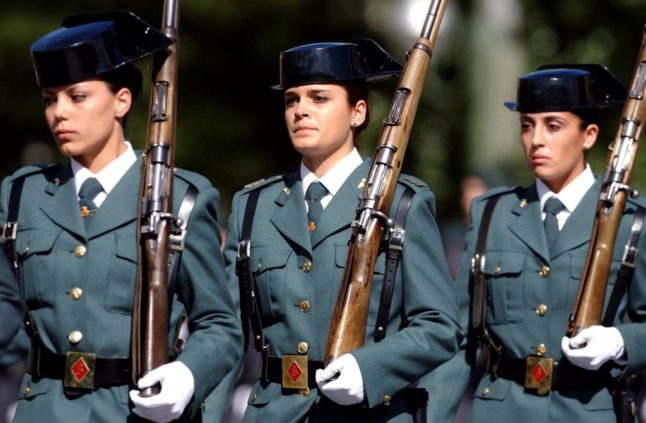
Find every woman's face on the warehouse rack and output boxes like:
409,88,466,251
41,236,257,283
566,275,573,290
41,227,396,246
519,111,598,192
42,79,131,172
284,83,366,176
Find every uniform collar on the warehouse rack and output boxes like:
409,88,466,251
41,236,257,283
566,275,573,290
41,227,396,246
300,148,362,207
536,164,595,217
71,141,137,206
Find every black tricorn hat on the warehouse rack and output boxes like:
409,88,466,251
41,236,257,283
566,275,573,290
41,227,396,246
504,63,627,113
272,38,402,90
31,10,171,88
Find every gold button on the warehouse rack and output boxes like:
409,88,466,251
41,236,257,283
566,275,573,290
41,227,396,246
68,330,83,344
22,245,30,254
299,387,310,396
70,287,83,301
536,304,548,316
535,343,547,356
250,394,257,402
298,300,311,313
519,199,527,208
255,263,262,271
303,260,312,273
21,385,30,396
539,265,550,278
493,265,502,274
482,386,490,396
297,341,309,354
282,187,291,196
74,244,87,257
383,395,391,405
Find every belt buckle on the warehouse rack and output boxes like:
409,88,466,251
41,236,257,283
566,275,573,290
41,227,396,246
64,351,96,390
524,355,553,395
281,355,308,390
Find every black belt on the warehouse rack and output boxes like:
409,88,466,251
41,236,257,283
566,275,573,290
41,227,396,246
27,346,130,388
495,354,612,390
265,355,324,389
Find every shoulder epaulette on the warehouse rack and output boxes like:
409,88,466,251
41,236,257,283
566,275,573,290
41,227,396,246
11,163,60,181
398,175,428,190
173,167,211,190
478,185,518,201
242,174,285,192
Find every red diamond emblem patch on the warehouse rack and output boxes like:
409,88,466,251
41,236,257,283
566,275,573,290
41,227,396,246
531,363,546,383
71,358,90,382
287,360,303,383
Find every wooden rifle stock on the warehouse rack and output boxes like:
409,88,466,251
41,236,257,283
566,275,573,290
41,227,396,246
132,0,180,396
566,26,646,337
323,0,448,365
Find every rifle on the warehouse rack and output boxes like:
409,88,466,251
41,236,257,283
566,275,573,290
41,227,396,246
131,0,181,396
323,0,448,365
566,26,646,337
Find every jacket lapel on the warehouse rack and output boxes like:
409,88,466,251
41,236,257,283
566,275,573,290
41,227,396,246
508,185,550,263
39,164,86,240
87,160,140,239
269,172,312,253
310,160,368,248
550,179,600,258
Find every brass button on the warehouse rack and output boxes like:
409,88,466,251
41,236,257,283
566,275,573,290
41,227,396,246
536,304,548,316
519,199,527,208
282,187,291,196
482,386,490,396
493,265,502,275
303,260,312,273
22,245,30,255
535,343,547,356
297,341,309,354
74,244,87,257
250,394,257,402
68,330,83,345
539,265,550,278
298,300,311,313
299,387,310,397
383,395,392,405
21,385,30,396
255,263,262,271
70,287,83,301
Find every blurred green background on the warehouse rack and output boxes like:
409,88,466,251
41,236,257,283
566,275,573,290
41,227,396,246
2,0,645,228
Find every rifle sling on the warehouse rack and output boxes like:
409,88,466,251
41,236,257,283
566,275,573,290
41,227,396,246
469,195,502,373
236,188,267,357
374,186,415,342
602,205,646,326
3,175,39,342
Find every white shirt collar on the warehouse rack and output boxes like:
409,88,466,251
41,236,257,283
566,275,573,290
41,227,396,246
71,142,137,206
300,148,363,208
536,164,595,227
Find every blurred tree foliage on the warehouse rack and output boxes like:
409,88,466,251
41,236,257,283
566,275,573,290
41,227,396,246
2,0,645,227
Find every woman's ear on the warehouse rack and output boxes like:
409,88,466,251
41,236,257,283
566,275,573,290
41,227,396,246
583,123,599,150
114,87,132,119
351,99,367,127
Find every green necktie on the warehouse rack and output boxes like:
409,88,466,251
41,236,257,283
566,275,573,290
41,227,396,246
543,196,565,250
79,177,103,228
306,181,327,233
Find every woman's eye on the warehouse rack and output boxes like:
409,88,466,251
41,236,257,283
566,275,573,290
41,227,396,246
72,94,87,102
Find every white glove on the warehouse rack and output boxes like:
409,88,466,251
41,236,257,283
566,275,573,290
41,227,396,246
129,361,195,422
315,353,364,406
561,325,625,370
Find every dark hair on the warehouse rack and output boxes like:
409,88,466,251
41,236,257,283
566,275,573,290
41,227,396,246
342,81,370,146
571,108,600,130
101,64,143,98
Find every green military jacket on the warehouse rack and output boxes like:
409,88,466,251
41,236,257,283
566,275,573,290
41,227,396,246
1,158,243,422
427,180,646,422
223,159,462,422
